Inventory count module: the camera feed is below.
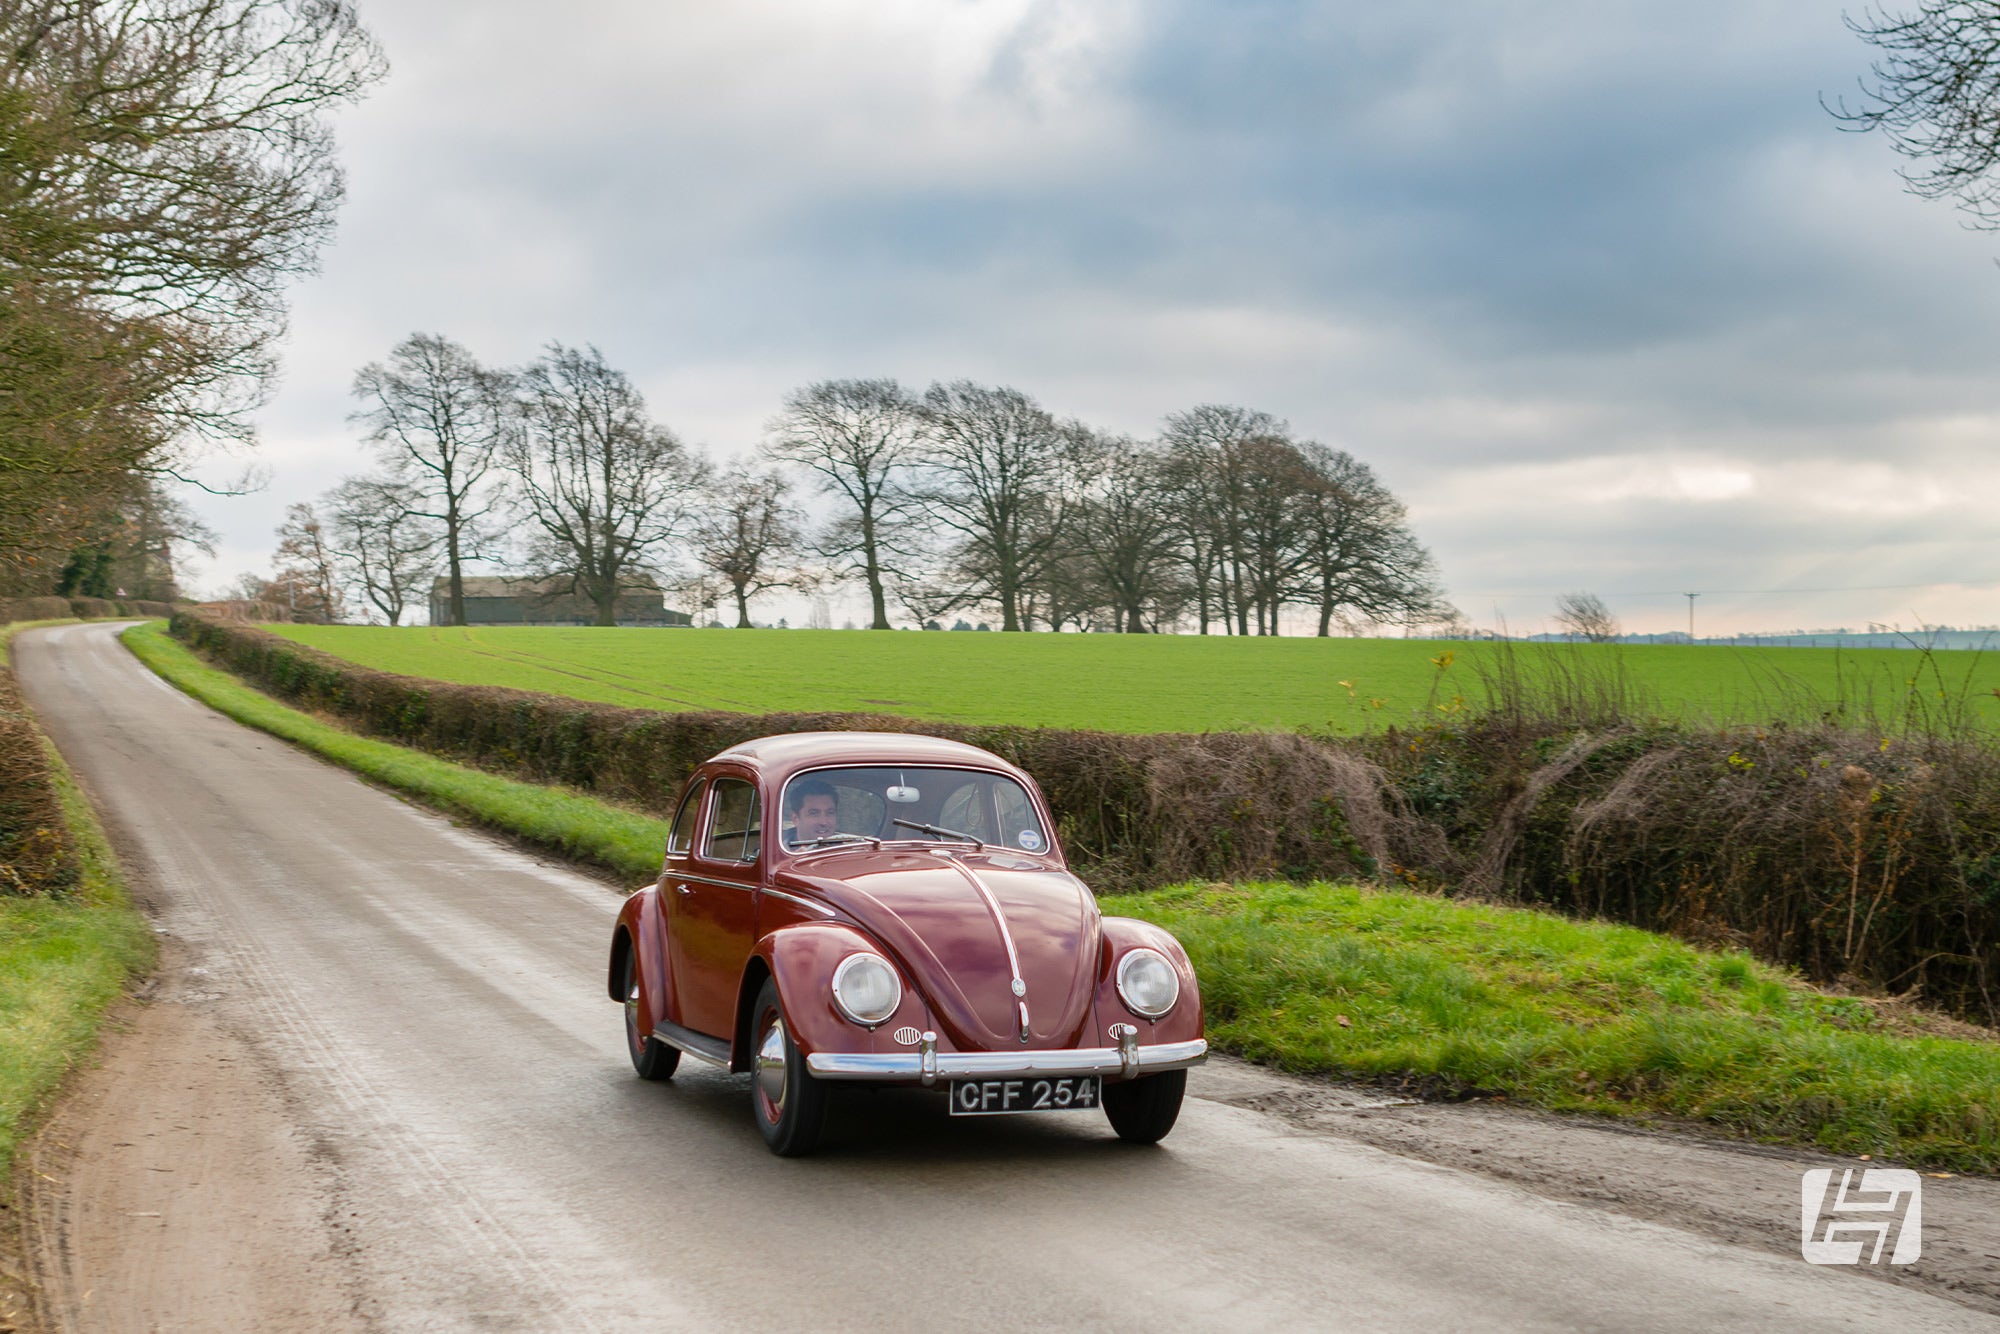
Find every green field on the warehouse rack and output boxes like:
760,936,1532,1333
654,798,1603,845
133,623,2000,1169
266,624,2000,735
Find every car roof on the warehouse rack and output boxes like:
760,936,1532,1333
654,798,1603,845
709,731,1018,777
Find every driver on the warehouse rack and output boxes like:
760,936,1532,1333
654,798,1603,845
784,778,839,848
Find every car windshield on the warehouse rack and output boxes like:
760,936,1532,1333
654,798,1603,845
779,765,1050,854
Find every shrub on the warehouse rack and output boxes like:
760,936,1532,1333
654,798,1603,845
0,668,80,897
0,597,174,622
1366,714,2000,1027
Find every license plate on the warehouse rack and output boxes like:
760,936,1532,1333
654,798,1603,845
947,1076,1101,1116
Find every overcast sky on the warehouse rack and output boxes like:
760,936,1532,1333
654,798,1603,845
186,0,2000,636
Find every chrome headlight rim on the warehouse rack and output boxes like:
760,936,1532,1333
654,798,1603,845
830,951,902,1027
1116,947,1180,1019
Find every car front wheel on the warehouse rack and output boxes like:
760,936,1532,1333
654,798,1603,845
751,977,829,1156
1102,1069,1187,1144
623,952,680,1081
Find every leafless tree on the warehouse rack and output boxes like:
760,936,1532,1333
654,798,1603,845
764,379,922,630
324,476,441,625
1832,3,2000,225
1159,405,1290,635
692,467,804,628
274,502,343,623
351,334,512,626
1292,442,1443,636
912,381,1081,632
0,0,383,585
507,344,708,626
1232,435,1317,635
1553,590,1620,643
1065,432,1185,632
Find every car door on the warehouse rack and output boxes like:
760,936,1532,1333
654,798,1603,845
668,771,763,1039
650,776,707,1029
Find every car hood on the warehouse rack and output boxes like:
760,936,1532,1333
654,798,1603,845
775,848,1101,1051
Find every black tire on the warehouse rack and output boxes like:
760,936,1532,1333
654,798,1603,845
750,977,829,1157
623,951,680,1081
1102,1069,1187,1145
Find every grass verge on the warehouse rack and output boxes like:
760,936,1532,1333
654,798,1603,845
133,621,2000,1172
0,621,154,1175
123,621,667,881
1100,880,2000,1172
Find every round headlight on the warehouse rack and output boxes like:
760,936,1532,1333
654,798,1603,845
831,953,902,1026
1116,948,1180,1019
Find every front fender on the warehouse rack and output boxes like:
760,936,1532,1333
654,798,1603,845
738,923,935,1070
1093,915,1205,1046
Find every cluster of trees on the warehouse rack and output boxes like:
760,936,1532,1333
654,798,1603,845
268,335,1449,634
1,0,384,598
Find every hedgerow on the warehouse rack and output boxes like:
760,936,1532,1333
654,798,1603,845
0,597,174,622
171,613,2000,1025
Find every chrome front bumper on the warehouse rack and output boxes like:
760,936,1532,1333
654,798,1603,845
805,1029,1207,1085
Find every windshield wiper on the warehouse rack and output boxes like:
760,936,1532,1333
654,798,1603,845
891,818,984,849
792,832,879,850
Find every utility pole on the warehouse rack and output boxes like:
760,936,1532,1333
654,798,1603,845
1684,591,1699,643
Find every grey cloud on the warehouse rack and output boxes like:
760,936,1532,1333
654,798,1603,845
186,0,2000,634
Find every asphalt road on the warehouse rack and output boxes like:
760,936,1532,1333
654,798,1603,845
14,621,1995,1332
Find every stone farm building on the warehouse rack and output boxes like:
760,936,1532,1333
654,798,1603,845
428,576,692,627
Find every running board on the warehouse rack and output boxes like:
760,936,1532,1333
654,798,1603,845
652,1020,731,1067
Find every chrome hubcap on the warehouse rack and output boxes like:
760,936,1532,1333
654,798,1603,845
755,1014,788,1114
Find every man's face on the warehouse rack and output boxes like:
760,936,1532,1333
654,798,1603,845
794,794,837,842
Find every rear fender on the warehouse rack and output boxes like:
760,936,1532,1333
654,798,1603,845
1092,916,1205,1046
736,923,934,1070
609,886,670,1033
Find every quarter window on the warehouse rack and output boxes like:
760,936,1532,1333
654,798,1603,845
666,778,706,858
703,778,761,863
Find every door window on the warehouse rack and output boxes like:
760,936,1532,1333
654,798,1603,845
702,778,761,863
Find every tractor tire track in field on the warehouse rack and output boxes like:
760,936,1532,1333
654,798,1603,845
452,638,750,712
13,621,2000,1332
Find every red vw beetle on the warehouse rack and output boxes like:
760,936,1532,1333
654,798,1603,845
608,732,1206,1155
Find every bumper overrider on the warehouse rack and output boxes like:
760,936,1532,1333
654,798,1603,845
805,1025,1207,1085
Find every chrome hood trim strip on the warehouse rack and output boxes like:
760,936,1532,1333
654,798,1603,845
938,851,1030,1039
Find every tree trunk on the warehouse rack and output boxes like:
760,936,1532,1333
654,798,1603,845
734,585,752,628
861,511,892,629
445,526,466,627
998,565,1021,631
